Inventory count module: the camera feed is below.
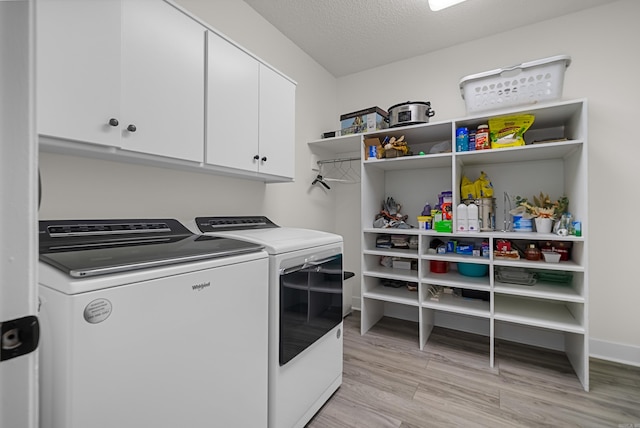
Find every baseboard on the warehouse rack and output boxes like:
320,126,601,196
590,338,640,367
351,296,361,312
349,307,640,368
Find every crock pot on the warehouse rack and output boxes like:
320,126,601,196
388,101,435,127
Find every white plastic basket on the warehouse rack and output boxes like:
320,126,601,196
459,55,571,113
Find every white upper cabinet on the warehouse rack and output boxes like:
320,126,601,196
206,31,260,172
121,1,204,162
37,0,295,181
37,0,205,163
258,64,295,179
37,0,122,147
206,31,296,180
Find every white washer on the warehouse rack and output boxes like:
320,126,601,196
38,219,270,428
190,216,343,428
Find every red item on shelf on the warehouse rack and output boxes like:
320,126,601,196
430,260,449,274
496,239,511,252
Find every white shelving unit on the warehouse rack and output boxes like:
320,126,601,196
309,99,589,391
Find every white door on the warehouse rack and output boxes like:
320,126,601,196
206,30,259,172
258,65,295,179
0,1,39,427
121,0,205,162
37,0,122,147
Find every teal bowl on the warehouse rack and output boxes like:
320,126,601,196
457,262,488,277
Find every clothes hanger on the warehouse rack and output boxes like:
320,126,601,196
312,173,330,189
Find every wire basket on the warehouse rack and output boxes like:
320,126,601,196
459,55,571,113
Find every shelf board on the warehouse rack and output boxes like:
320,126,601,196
364,120,453,143
494,281,584,303
421,293,490,318
363,266,418,282
493,258,583,272
421,253,491,264
363,152,451,170
487,231,585,242
456,99,585,129
364,248,418,259
494,295,584,334
307,133,361,155
455,139,583,166
363,285,419,306
364,228,585,242
422,271,490,291
363,228,421,235
309,120,454,157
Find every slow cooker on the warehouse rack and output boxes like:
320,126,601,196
388,101,435,127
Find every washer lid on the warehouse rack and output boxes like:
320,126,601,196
193,216,342,254
39,219,264,278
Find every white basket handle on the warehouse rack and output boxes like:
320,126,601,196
499,65,524,79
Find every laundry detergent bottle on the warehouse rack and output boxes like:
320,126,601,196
456,203,469,232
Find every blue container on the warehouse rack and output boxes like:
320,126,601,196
513,215,533,232
468,131,476,151
368,145,377,159
457,263,488,277
456,127,469,152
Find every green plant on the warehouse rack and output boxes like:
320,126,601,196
515,192,569,219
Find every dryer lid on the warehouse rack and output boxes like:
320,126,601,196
193,216,341,254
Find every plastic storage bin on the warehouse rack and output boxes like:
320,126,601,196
457,262,488,277
459,55,571,113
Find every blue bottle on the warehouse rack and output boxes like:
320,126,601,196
456,127,468,152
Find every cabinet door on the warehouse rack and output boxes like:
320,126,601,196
121,0,205,162
206,31,259,172
37,0,122,147
258,65,295,179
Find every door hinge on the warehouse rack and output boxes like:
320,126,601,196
0,315,39,362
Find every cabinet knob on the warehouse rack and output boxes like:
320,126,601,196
261,156,267,162
253,155,260,161
108,118,119,127
126,124,137,132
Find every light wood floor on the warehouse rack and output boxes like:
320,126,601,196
307,311,640,428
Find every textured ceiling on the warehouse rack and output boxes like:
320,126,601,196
243,0,618,77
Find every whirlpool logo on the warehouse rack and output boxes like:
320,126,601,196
192,281,211,291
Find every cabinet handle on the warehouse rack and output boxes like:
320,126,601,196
253,155,260,161
261,156,267,162
108,118,119,127
126,124,137,132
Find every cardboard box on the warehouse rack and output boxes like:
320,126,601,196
384,148,403,158
363,138,382,160
456,244,474,255
392,260,411,270
340,106,388,135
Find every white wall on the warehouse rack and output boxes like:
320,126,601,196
336,0,640,353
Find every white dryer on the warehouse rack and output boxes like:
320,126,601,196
38,219,270,428
190,216,343,428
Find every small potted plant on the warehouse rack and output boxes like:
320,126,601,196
514,192,569,233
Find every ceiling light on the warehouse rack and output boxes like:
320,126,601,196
428,0,468,11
